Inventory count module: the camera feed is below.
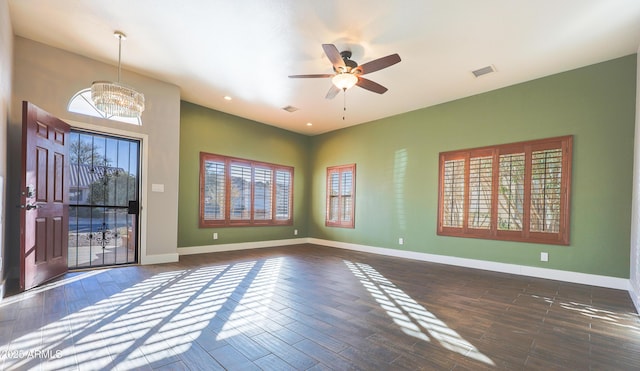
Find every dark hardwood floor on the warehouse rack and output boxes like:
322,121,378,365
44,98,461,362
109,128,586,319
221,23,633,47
1,244,639,370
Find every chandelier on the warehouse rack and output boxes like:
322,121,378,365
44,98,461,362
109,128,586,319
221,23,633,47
91,31,145,118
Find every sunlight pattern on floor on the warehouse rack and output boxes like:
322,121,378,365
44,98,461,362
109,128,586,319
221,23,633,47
345,260,495,366
0,270,106,309
529,293,640,331
217,257,282,339
3,258,282,370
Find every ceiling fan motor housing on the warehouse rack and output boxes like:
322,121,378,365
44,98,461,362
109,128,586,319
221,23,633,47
337,50,359,73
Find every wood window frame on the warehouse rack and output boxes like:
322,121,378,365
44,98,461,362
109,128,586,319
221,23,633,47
199,152,293,227
437,136,572,245
325,164,356,228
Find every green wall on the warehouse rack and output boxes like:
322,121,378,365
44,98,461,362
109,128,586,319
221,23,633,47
178,102,310,247
178,55,636,278
309,55,637,278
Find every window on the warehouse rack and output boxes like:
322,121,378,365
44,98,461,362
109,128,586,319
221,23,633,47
68,88,142,126
438,136,572,245
200,152,293,227
326,164,356,228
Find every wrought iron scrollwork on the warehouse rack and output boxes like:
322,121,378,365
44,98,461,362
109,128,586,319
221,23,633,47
84,222,114,248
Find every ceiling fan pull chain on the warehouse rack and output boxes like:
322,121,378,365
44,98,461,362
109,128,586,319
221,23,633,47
343,88,347,120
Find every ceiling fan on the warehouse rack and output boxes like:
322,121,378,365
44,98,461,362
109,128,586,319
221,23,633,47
289,44,401,99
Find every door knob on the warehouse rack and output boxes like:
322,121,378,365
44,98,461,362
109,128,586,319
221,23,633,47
20,203,39,210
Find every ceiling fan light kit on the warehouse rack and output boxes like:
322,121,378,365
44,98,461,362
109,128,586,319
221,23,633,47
289,43,401,99
332,73,358,90
91,31,145,118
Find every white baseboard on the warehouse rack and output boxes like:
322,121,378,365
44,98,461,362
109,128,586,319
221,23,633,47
178,238,308,256
308,238,632,291
140,253,179,265
630,282,640,313
173,237,632,294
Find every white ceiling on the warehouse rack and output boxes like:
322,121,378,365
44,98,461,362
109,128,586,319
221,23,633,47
8,0,640,135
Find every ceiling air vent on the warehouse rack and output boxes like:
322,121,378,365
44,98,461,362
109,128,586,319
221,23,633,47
472,65,496,78
282,105,299,113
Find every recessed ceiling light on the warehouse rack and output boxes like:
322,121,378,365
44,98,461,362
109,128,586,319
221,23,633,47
224,96,232,101
306,122,313,126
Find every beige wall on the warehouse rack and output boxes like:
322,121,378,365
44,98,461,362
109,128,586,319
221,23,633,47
7,37,181,269
0,0,13,298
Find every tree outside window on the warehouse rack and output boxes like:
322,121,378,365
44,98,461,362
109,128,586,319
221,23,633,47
438,136,572,245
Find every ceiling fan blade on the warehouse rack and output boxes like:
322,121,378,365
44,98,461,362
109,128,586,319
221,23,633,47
357,53,401,75
288,74,334,78
322,44,346,70
356,77,388,94
325,84,341,99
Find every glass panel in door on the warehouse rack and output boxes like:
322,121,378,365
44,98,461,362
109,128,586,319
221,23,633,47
68,130,140,268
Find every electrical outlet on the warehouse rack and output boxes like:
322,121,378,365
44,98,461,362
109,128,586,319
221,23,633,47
213,232,218,240
540,252,548,262
294,229,298,236
398,237,404,245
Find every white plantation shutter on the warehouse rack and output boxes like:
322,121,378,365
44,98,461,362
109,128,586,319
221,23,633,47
340,170,353,222
530,148,562,233
442,159,465,228
498,153,525,231
230,163,252,220
203,159,225,221
275,170,292,220
468,156,492,229
253,167,272,220
328,171,340,223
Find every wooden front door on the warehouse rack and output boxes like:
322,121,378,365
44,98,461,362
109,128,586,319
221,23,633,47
19,101,70,290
